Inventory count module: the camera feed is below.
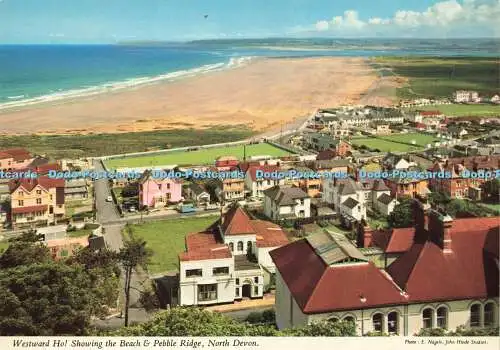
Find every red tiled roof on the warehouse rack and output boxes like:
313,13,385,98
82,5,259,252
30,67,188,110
251,220,289,248
372,227,415,253
9,176,65,193
221,206,255,236
247,164,280,181
387,220,499,303
238,161,260,173
270,240,407,314
419,111,442,116
33,163,62,174
0,148,32,161
12,204,48,214
179,231,231,262
316,149,337,161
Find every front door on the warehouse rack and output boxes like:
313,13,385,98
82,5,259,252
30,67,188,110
242,284,251,298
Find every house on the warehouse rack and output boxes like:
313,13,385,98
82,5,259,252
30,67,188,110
9,176,65,229
0,183,9,201
244,164,285,199
372,123,391,135
178,205,289,306
207,177,245,203
305,133,351,155
0,148,34,172
382,153,417,171
186,182,211,205
307,159,351,175
138,170,183,208
490,94,500,104
323,177,396,223
384,176,430,199
271,200,499,335
453,90,480,103
64,179,89,201
215,156,239,171
263,186,311,221
447,125,468,138
428,156,500,199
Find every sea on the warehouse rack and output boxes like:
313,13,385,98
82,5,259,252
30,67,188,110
0,38,498,109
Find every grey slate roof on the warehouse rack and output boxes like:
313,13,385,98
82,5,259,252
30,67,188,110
377,193,395,205
306,230,368,266
263,186,309,206
337,178,363,195
342,197,359,209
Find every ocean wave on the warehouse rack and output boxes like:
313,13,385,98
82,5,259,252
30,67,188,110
0,56,254,111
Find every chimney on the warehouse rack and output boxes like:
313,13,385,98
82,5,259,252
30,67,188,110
428,209,454,253
411,199,428,243
357,224,373,248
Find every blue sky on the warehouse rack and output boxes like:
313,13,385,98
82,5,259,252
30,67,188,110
0,0,498,43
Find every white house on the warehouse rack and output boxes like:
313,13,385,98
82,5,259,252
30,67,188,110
382,153,417,171
178,205,289,306
263,186,311,221
453,90,480,103
186,182,210,205
271,205,499,335
244,164,285,198
323,177,397,222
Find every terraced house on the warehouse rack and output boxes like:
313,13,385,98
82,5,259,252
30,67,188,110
0,148,33,172
271,201,499,335
178,205,289,306
9,177,65,229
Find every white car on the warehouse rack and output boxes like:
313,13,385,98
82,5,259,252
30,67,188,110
129,206,136,213
106,196,113,202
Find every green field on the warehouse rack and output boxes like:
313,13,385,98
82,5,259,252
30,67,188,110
0,241,9,254
415,104,500,117
125,215,219,274
106,143,292,169
373,57,499,99
0,126,253,159
381,133,439,146
351,133,439,152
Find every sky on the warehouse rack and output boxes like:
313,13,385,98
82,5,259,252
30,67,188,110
0,0,498,43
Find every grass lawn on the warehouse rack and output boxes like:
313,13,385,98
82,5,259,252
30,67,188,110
351,138,420,152
373,57,499,99
0,126,254,159
0,241,9,253
106,143,292,169
415,104,500,117
124,215,219,274
479,202,500,213
380,133,439,147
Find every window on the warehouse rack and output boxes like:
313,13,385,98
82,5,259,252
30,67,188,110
254,277,259,283
344,316,355,325
50,195,53,200
422,308,433,329
213,267,229,276
36,190,42,195
198,284,217,302
484,303,495,327
237,241,243,251
36,198,42,204
388,312,399,334
247,241,252,252
372,313,383,333
18,200,24,206
254,286,259,295
235,288,240,297
229,242,234,252
18,191,23,196
437,307,448,329
167,183,170,189
185,269,202,278
158,184,162,190
470,304,481,327
235,278,239,285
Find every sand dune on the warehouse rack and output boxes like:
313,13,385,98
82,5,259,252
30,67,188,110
0,57,385,135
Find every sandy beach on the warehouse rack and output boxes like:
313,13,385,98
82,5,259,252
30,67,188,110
0,57,389,135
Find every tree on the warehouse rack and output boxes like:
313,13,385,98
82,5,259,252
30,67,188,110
102,307,356,337
0,241,51,269
118,237,153,327
388,197,413,228
0,263,103,335
481,178,499,201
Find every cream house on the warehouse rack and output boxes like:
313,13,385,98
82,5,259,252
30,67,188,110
271,201,499,335
263,185,311,221
178,205,289,306
244,164,285,199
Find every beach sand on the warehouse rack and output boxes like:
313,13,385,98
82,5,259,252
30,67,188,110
0,57,392,135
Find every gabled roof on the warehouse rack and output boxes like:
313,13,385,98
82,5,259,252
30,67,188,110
342,197,359,209
246,164,280,181
371,227,415,253
0,148,32,161
9,177,65,193
252,220,289,248
270,239,407,314
221,206,255,236
263,185,309,206
306,230,367,265
377,193,395,205
337,178,363,195
179,231,231,262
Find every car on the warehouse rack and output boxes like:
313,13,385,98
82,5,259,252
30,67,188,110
128,206,136,213
106,196,113,202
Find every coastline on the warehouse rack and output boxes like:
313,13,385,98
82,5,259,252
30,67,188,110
0,56,386,136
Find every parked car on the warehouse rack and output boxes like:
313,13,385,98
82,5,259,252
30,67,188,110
106,195,113,202
205,203,220,210
128,206,136,213
178,204,196,213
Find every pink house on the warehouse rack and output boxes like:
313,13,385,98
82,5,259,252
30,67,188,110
138,170,182,208
0,148,33,172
